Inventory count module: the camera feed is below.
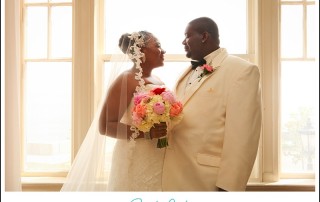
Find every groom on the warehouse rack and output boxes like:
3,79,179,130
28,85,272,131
162,17,262,191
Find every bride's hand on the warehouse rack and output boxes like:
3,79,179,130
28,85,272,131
150,122,167,139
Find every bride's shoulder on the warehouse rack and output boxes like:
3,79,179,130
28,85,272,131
120,70,134,78
108,71,138,93
118,71,138,83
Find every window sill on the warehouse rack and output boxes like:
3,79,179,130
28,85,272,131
22,177,66,192
21,177,315,192
246,179,315,191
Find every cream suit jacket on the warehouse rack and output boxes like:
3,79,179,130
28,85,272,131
162,48,262,191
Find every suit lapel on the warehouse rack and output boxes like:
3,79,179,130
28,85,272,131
180,48,228,106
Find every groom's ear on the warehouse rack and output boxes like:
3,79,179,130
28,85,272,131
201,31,210,43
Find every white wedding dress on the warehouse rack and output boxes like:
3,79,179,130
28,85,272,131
61,84,166,192
107,84,166,191
61,33,169,192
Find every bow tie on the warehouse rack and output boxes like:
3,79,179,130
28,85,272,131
191,59,206,70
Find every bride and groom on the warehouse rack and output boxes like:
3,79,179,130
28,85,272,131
61,17,262,192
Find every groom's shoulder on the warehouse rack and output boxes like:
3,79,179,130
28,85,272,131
224,55,257,68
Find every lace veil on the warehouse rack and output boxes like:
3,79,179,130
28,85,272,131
60,32,150,191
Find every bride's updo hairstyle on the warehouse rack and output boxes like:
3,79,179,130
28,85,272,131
118,31,153,54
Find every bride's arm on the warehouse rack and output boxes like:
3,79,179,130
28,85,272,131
99,72,140,139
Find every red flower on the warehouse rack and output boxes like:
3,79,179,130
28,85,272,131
151,87,166,95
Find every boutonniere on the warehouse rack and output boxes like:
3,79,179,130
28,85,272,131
198,64,215,82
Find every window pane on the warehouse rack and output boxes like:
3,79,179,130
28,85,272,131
104,0,247,54
153,62,189,90
307,5,315,58
281,5,303,58
103,61,132,90
25,7,48,59
51,6,72,58
24,62,72,172
104,61,188,91
280,61,316,173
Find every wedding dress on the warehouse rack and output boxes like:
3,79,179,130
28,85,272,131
107,84,165,191
61,85,167,191
61,32,168,192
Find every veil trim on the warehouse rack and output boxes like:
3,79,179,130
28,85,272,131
127,32,147,140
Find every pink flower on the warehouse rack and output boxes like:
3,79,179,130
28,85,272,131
170,102,183,117
153,102,166,114
133,93,149,105
198,64,215,82
132,112,142,125
162,91,176,104
201,64,214,72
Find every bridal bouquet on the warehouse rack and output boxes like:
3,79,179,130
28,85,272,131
131,87,183,148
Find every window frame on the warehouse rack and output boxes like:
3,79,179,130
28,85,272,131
20,0,73,177
279,0,316,179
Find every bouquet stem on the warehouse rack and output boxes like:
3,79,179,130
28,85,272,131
157,137,168,148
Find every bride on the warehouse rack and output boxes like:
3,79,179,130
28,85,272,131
61,31,168,191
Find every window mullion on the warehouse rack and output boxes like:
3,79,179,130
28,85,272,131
303,2,307,59
93,0,105,112
20,0,26,174
72,0,95,159
259,0,280,182
48,4,51,59
247,0,257,63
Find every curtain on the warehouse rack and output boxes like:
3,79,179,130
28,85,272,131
5,0,22,191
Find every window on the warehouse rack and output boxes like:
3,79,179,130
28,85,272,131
21,0,72,174
280,0,316,177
